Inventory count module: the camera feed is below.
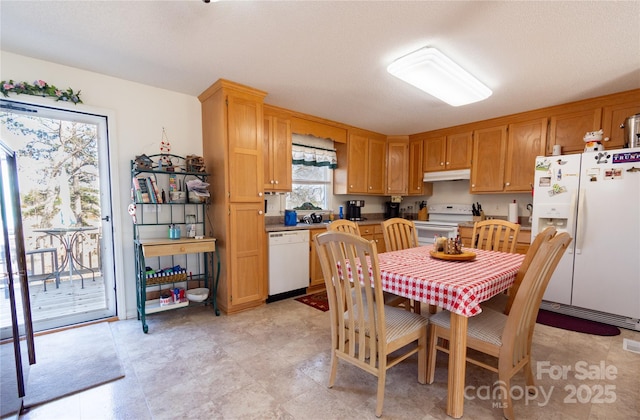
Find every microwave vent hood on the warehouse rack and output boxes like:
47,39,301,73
423,169,471,182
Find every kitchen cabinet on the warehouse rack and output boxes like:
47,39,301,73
602,101,640,149
423,131,472,172
470,125,508,193
334,129,386,195
199,79,268,314
458,225,530,255
503,118,547,192
471,120,544,194
308,228,326,293
361,224,386,253
548,108,601,155
386,137,408,195
263,107,292,192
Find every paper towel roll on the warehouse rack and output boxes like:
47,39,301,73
508,202,518,223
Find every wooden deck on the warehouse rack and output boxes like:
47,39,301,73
0,272,106,331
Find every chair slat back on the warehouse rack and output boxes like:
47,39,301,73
504,226,556,315
381,218,419,252
326,219,361,236
471,220,521,253
315,231,387,368
500,232,572,369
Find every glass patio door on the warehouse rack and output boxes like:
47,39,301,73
0,99,116,331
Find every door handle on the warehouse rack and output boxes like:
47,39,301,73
101,215,110,222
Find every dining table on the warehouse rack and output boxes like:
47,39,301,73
376,244,525,418
33,226,98,288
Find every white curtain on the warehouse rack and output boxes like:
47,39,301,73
291,134,337,169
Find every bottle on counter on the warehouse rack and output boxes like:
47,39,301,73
339,206,344,219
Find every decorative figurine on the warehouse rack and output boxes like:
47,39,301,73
583,129,608,152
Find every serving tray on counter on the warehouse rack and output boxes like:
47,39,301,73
429,250,476,261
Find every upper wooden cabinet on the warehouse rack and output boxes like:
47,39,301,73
334,130,386,195
504,118,548,192
470,126,508,193
408,137,433,196
423,131,472,172
471,120,546,194
386,138,409,195
602,101,640,149
548,108,601,155
225,91,266,203
263,107,292,192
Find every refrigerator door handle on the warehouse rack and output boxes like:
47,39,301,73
575,188,586,254
567,191,578,254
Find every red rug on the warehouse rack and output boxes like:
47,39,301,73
295,291,329,312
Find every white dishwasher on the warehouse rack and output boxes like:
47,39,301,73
268,230,310,300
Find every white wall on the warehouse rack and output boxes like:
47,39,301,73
1,51,203,320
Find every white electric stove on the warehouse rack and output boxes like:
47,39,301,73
413,204,474,245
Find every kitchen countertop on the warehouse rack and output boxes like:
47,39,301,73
265,218,384,232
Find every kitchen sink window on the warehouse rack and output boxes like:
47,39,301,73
286,135,337,211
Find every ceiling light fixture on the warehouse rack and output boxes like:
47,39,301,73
387,47,492,107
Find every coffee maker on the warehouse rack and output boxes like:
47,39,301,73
384,202,400,219
345,200,365,221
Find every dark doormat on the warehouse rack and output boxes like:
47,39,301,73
536,309,620,336
295,291,329,312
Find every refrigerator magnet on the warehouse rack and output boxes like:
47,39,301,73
585,168,600,182
603,168,623,180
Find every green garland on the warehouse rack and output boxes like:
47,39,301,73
1,79,82,104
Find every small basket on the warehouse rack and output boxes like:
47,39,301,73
146,270,188,286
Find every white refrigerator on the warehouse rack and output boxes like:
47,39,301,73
531,147,640,320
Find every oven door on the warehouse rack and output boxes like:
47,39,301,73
414,223,459,246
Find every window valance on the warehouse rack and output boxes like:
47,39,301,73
291,136,337,169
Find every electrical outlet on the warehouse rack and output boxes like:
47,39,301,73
267,203,276,213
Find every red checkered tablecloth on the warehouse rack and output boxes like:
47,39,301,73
378,245,525,317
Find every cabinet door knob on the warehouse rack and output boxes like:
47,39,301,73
440,162,444,166
446,161,450,165
505,182,510,186
258,210,263,215
258,192,263,197
417,186,421,190
274,180,278,185
270,180,274,184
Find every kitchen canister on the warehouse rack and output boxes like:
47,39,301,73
622,113,640,148
284,209,297,226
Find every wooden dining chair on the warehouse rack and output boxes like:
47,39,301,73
326,219,361,235
471,219,521,253
426,232,572,420
327,220,412,312
314,230,428,417
380,218,424,314
483,226,557,315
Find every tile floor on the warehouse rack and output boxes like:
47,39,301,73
19,299,640,420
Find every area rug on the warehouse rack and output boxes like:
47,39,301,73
295,291,329,312
24,322,125,408
536,309,620,336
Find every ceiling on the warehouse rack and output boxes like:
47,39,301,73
1,1,639,135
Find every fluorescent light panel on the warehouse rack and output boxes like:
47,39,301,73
387,47,492,106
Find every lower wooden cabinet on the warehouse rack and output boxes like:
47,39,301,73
361,224,386,254
308,228,326,293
